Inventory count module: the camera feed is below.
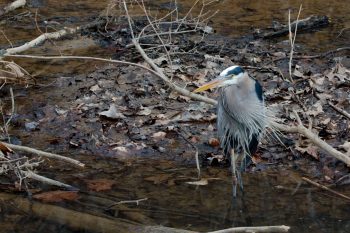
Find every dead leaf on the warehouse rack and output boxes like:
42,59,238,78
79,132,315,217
208,138,220,147
138,106,152,116
186,178,208,186
113,146,128,153
33,191,79,202
0,142,13,155
192,69,208,86
272,52,286,57
306,101,323,117
321,118,331,125
5,62,24,78
156,114,167,119
152,131,166,140
190,136,200,143
295,141,319,159
86,179,115,192
144,174,172,184
293,69,304,78
316,93,332,101
90,84,102,92
326,63,350,83
339,141,350,155
99,105,126,119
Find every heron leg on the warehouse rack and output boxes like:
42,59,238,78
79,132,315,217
230,149,238,197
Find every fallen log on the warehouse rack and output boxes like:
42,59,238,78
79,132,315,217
258,15,329,39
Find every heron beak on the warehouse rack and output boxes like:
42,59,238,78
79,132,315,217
192,77,226,93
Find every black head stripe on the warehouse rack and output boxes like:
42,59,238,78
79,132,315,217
255,81,263,102
226,66,244,76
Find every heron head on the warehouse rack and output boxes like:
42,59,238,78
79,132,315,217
193,66,245,93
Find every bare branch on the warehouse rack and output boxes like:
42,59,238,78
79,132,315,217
2,142,85,168
1,0,26,16
21,170,77,190
271,121,350,166
132,39,216,105
288,4,302,81
4,28,77,55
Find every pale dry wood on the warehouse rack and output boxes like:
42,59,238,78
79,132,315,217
5,28,77,55
328,102,350,120
3,18,107,55
208,225,290,233
1,0,26,15
2,142,85,167
272,121,350,166
21,170,76,190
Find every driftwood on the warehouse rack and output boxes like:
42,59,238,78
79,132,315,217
2,18,107,56
0,0,26,16
260,15,329,39
2,142,85,167
208,225,290,233
0,192,196,233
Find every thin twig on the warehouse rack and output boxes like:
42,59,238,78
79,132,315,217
4,88,14,141
328,102,350,120
288,4,302,81
176,129,201,179
302,177,350,201
5,54,216,105
138,0,173,76
21,170,77,190
0,30,13,48
106,197,148,209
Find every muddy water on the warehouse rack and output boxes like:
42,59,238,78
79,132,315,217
1,1,350,233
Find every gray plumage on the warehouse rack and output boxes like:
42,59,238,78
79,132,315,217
193,65,269,193
217,69,266,166
216,66,267,194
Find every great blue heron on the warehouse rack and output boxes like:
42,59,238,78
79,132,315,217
193,65,268,193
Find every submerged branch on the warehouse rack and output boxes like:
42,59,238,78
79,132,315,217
302,177,350,201
21,170,77,190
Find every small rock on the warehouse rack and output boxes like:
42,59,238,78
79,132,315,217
25,121,39,131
